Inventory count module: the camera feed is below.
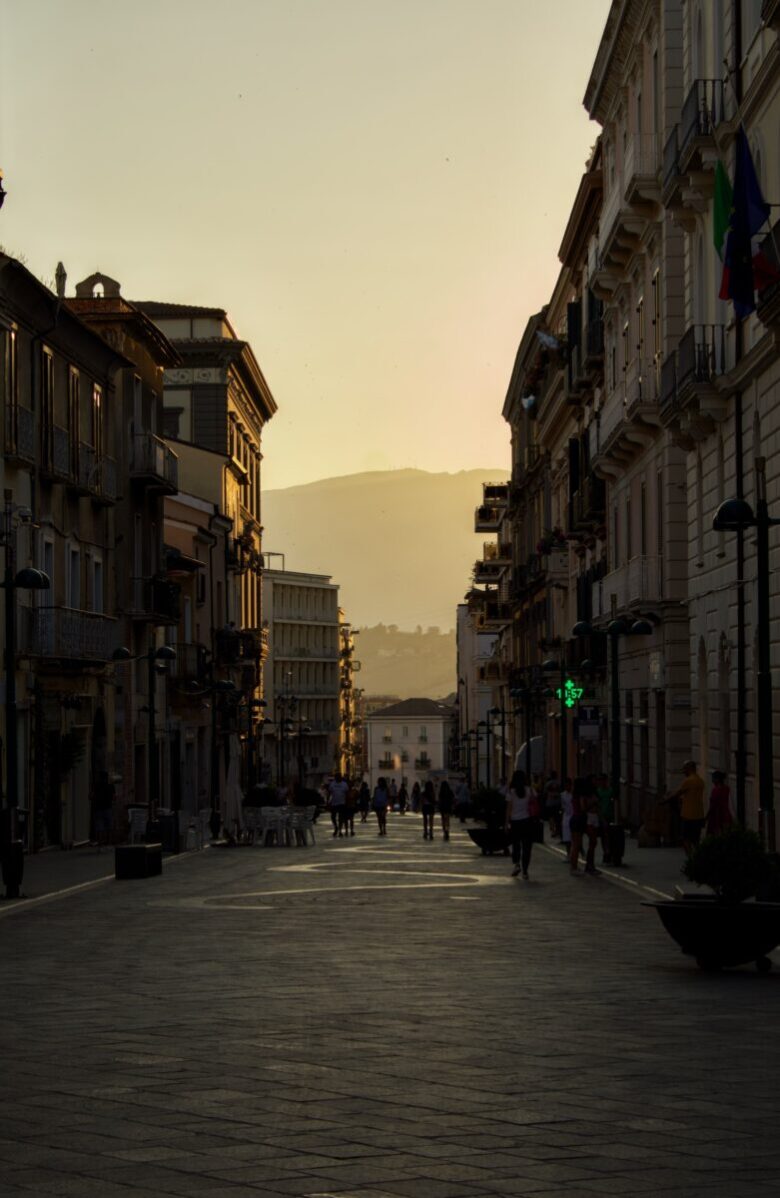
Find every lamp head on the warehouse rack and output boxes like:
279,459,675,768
541,658,559,673
112,646,132,662
154,645,177,662
572,620,593,638
14,567,49,590
712,498,756,532
607,618,630,637
630,618,654,636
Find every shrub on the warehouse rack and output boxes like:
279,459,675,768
683,825,772,903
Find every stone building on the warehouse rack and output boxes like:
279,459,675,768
660,0,780,829
364,697,455,792
262,568,342,787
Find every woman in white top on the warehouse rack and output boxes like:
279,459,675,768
504,769,539,880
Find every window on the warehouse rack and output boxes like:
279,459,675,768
91,556,103,614
68,367,80,473
4,327,18,410
613,504,620,568
67,545,81,609
41,347,54,466
92,384,103,456
626,496,632,561
419,726,428,743
636,297,644,365
382,728,392,743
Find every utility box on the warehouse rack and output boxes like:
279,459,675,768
115,843,163,880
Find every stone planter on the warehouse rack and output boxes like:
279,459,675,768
644,896,780,972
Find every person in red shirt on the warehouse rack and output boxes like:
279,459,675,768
706,771,734,836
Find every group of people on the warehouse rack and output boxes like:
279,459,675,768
324,774,467,840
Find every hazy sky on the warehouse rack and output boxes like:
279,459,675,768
0,0,609,490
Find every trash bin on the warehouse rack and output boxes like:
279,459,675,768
608,823,626,866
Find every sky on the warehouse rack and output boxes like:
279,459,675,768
0,0,610,490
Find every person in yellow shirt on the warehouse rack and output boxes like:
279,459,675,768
667,760,706,857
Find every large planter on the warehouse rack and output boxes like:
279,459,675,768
467,826,510,856
644,897,780,972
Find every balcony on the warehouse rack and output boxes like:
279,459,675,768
592,363,661,473
478,599,513,629
623,134,660,209
660,325,729,438
4,405,35,465
24,606,116,664
483,482,509,504
592,556,665,620
377,758,394,770
414,758,431,770
571,475,606,530
130,433,178,493
474,504,502,532
679,79,724,172
70,443,118,504
168,642,209,684
126,576,182,624
664,81,726,211
215,626,263,665
478,659,506,683
473,559,503,584
40,424,72,482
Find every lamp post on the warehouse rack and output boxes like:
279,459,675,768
572,617,653,823
542,657,570,785
477,719,492,788
714,468,779,847
488,704,507,786
1,536,49,897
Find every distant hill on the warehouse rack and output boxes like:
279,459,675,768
354,625,457,701
262,468,505,632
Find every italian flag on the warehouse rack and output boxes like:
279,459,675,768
713,160,732,261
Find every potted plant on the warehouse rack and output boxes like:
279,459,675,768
467,786,509,856
645,826,780,972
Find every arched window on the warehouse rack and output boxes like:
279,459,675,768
696,450,705,565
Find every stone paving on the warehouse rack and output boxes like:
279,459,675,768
1,814,779,1198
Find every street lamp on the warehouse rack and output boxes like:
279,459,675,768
714,464,779,847
487,704,507,786
1,560,49,898
477,719,492,788
113,643,176,828
572,617,653,822
542,656,574,784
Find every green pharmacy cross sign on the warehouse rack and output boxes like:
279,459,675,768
556,678,584,708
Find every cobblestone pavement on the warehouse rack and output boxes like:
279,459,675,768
2,814,779,1198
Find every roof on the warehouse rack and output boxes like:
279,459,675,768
366,698,455,720
132,301,227,320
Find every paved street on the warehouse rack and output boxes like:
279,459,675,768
2,815,779,1198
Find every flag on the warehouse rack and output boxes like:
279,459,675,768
713,160,732,260
719,126,774,317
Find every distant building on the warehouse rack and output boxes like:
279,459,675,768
364,697,455,791
262,568,342,787
456,604,499,787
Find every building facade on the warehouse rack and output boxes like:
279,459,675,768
364,697,455,792
262,568,342,787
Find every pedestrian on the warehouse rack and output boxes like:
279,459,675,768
544,770,562,839
595,773,615,863
410,781,421,814
454,778,471,822
582,775,601,875
344,779,357,836
504,768,539,880
706,770,734,836
421,780,436,839
666,760,706,857
569,777,588,875
328,771,349,837
398,782,408,813
559,776,574,859
389,778,398,811
373,776,390,835
438,779,454,840
358,780,370,822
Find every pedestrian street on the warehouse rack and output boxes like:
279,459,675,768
2,815,780,1198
